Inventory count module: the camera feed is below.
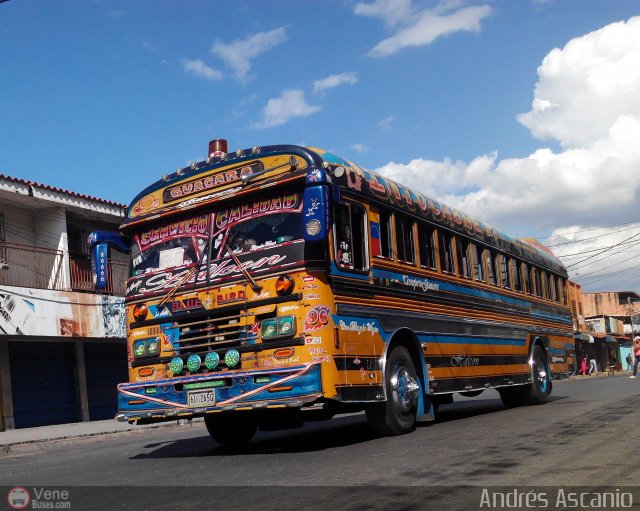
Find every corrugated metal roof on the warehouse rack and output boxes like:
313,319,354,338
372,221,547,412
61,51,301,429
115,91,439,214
0,173,127,209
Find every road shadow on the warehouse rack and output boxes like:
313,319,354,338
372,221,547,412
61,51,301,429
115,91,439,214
131,393,570,459
131,413,377,459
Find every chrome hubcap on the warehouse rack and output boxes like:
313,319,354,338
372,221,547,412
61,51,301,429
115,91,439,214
390,362,419,412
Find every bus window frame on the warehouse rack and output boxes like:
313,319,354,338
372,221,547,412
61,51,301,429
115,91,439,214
500,254,511,290
455,237,471,279
333,200,370,273
437,230,455,274
395,213,416,265
417,222,437,270
470,243,485,282
375,207,393,260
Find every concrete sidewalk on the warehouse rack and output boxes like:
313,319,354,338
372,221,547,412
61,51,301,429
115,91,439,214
0,418,202,454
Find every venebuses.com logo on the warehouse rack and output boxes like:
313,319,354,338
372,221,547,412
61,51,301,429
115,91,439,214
7,487,71,509
7,487,30,510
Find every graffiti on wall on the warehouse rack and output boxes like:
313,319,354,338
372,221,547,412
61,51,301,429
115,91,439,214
0,286,125,338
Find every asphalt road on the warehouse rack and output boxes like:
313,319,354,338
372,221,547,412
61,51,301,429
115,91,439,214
2,375,639,510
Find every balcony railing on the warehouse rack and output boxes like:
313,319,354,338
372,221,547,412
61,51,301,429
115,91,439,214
0,242,128,296
69,255,128,296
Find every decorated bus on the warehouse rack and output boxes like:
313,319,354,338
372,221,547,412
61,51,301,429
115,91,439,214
114,138,572,445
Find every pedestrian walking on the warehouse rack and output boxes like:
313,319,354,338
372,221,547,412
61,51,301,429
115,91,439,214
588,354,598,375
579,355,589,376
629,336,640,379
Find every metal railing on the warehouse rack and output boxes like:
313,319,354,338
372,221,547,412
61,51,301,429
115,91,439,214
0,242,128,296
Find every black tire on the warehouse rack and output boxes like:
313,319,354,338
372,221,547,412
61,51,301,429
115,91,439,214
204,412,257,447
498,344,551,408
366,346,419,436
498,385,530,408
528,344,551,405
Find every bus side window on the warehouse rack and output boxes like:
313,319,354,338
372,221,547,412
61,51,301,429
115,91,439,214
523,263,532,295
379,209,393,259
455,237,471,278
558,277,566,304
512,259,523,293
500,254,511,289
485,249,497,285
438,231,454,274
418,222,436,269
395,214,415,264
533,268,543,298
471,243,484,282
335,202,368,271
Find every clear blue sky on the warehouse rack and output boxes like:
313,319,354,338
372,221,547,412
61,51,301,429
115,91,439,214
2,0,640,292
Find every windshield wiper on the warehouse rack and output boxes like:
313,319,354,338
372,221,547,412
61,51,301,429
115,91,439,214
224,242,262,293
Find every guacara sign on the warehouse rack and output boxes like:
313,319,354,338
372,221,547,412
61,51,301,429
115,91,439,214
163,162,263,203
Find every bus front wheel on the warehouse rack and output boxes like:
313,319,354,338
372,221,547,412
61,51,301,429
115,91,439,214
204,412,257,447
366,346,419,436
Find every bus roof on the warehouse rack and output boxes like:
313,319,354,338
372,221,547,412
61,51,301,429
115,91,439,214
122,141,566,276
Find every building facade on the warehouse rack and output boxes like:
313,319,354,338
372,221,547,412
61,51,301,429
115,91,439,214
0,175,128,430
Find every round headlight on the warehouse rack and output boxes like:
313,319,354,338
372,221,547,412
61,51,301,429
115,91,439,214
205,351,220,370
187,354,202,373
224,349,240,368
169,357,184,375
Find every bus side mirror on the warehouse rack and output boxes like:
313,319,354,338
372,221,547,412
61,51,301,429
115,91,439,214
303,185,330,242
88,232,129,291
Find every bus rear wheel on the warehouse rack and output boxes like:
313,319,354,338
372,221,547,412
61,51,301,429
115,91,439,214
498,345,551,408
204,412,257,447
528,344,551,405
366,346,419,436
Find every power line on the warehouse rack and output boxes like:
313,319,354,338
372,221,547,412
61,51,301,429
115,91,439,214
556,240,640,259
566,231,640,269
545,224,640,247
536,219,640,240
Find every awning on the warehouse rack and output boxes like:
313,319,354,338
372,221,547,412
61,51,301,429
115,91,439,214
576,333,594,343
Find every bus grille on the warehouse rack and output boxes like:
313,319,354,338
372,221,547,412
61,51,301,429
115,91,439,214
174,309,251,357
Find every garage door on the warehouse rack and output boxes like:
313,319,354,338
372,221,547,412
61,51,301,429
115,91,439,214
84,342,128,421
10,341,79,429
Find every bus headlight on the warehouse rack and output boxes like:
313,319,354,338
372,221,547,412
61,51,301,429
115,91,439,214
187,354,202,373
277,316,295,335
169,357,184,375
261,316,296,340
133,338,160,357
261,319,277,339
133,340,146,357
146,338,158,355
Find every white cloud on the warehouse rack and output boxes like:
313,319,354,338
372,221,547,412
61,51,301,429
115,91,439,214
373,17,640,239
182,59,222,82
356,0,491,57
545,224,640,292
354,0,414,28
211,27,287,81
313,72,358,93
351,143,369,154
377,115,396,131
253,89,321,129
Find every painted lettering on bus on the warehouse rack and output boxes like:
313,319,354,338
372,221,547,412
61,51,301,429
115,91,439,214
214,193,300,232
163,162,262,203
217,290,246,305
134,254,287,294
140,215,208,247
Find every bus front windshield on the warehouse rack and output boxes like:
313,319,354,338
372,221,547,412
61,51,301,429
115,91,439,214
127,192,305,291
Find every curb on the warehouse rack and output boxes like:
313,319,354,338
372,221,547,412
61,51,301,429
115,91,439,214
0,418,204,457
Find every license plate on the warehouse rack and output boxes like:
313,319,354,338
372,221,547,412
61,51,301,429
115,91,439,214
188,390,216,407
